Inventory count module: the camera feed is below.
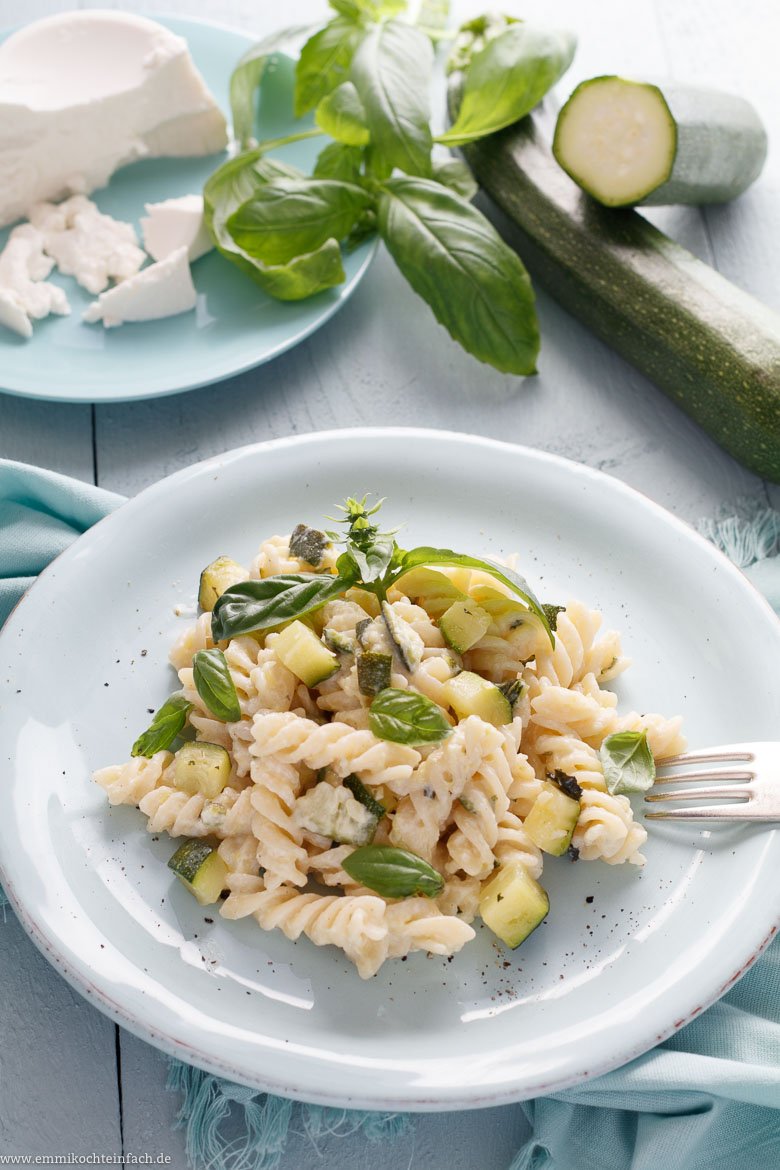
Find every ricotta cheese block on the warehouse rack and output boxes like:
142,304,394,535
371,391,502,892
0,224,70,338
0,11,228,229
29,196,146,294
82,246,197,328
141,194,214,263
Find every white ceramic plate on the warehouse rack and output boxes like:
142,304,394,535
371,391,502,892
0,17,376,404
1,429,778,1110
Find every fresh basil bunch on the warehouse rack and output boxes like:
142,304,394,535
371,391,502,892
212,496,554,644
204,1,576,374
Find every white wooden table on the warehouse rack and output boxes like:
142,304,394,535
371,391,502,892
1,0,778,1163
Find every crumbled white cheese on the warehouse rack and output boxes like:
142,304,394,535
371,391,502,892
29,195,146,294
0,11,228,229
82,245,196,328
141,194,213,263
0,224,70,337
292,781,378,846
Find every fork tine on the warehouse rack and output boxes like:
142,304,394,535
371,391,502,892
651,768,754,786
657,745,755,767
645,785,750,803
644,804,755,820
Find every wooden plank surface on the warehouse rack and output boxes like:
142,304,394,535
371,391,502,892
0,0,777,1164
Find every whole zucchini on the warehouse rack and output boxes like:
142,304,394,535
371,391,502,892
461,115,780,482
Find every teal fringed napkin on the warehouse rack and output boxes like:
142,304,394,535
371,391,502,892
2,458,780,1170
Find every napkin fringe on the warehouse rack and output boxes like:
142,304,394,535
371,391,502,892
506,1140,552,1170
166,1060,410,1170
697,501,780,568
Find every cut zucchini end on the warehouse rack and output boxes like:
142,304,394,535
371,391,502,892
523,781,580,856
168,840,229,905
174,741,231,798
554,76,677,207
273,620,339,687
479,863,549,949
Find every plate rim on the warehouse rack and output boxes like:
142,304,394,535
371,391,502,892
1,426,779,1110
0,13,378,405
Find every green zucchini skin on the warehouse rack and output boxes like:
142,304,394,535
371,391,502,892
462,116,780,482
554,77,768,207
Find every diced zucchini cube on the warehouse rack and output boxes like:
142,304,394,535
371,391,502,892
174,741,231,798
523,781,581,856
444,670,513,726
293,781,378,845
198,556,247,612
273,620,339,686
479,863,549,949
168,839,229,905
440,600,491,653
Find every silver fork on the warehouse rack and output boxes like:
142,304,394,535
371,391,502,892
645,742,780,820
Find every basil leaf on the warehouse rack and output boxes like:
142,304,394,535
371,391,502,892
131,694,192,758
316,82,371,146
296,18,364,117
230,26,312,148
330,0,408,18
345,209,378,251
344,774,386,819
341,845,444,898
314,141,364,182
348,536,396,584
369,687,451,745
446,13,519,76
377,177,539,375
394,545,552,644
600,732,656,795
227,178,373,266
211,573,356,640
192,649,241,723
205,151,346,299
351,20,434,177
440,23,576,147
432,157,477,200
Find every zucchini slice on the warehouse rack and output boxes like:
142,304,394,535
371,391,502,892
273,620,339,686
439,599,491,653
456,108,780,482
174,742,232,798
322,627,358,655
522,780,580,856
382,601,424,671
198,556,247,612
554,76,767,208
479,863,549,948
168,839,229,905
444,670,512,726
394,566,469,618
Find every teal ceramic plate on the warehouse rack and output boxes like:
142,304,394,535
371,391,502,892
0,430,779,1109
0,17,376,404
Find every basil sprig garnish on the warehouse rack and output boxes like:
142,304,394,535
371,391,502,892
192,649,241,723
600,731,656,795
342,845,444,898
344,774,386,820
204,3,579,373
369,687,451,745
131,694,192,758
211,571,354,641
208,496,552,647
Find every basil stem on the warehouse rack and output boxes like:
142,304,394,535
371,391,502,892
600,731,656,795
131,694,192,758
192,649,241,723
342,844,444,898
369,687,451,745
